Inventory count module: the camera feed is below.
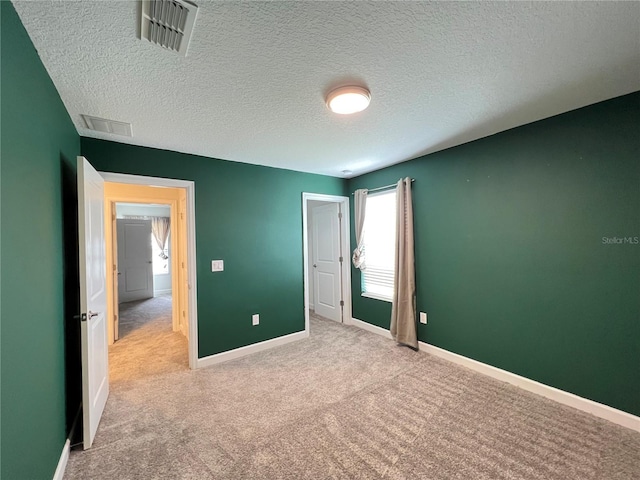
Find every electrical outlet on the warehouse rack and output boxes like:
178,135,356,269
252,314,259,326
420,312,427,324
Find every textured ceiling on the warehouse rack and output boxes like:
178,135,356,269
13,1,640,178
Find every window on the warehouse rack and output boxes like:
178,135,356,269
151,232,169,275
361,189,396,301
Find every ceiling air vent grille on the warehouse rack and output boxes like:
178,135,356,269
140,0,199,56
82,115,133,137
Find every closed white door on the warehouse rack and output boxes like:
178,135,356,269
312,203,342,322
77,156,109,449
117,219,154,303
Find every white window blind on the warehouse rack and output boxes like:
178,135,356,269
362,189,396,301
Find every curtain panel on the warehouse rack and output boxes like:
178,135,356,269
352,188,368,269
151,217,170,259
390,177,417,349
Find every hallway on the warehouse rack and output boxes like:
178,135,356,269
110,296,188,383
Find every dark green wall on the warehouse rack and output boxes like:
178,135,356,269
1,2,81,478
81,139,346,357
348,92,640,416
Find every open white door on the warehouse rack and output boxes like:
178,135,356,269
77,156,109,449
312,203,342,322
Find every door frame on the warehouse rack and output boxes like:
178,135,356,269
106,195,178,339
101,172,198,370
302,193,352,333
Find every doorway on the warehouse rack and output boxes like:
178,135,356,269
115,203,172,343
302,193,352,333
102,173,198,369
76,158,198,448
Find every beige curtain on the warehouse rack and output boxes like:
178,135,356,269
352,189,368,269
151,217,170,260
390,178,417,349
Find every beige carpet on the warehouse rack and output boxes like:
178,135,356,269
111,295,187,383
64,304,640,479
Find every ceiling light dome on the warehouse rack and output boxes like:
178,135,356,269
326,86,371,114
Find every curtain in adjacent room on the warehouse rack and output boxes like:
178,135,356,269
390,177,418,349
352,188,368,269
151,217,170,259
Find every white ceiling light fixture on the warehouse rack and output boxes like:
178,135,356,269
326,86,371,115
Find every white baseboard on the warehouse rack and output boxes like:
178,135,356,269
52,439,70,480
309,303,314,311
154,289,172,296
197,330,308,368
349,317,393,339
350,318,640,433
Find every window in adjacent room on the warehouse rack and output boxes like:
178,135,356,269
361,189,396,301
151,232,170,275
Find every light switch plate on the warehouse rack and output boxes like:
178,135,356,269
252,314,259,326
420,312,427,324
211,260,224,272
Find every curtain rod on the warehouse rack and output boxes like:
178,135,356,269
351,178,415,195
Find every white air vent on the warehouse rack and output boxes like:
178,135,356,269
82,115,133,137
140,0,198,56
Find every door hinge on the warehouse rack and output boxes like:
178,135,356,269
339,256,343,263
340,300,344,307
74,313,87,322
338,212,342,219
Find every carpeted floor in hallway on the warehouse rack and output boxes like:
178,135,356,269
64,309,640,479
111,295,188,383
